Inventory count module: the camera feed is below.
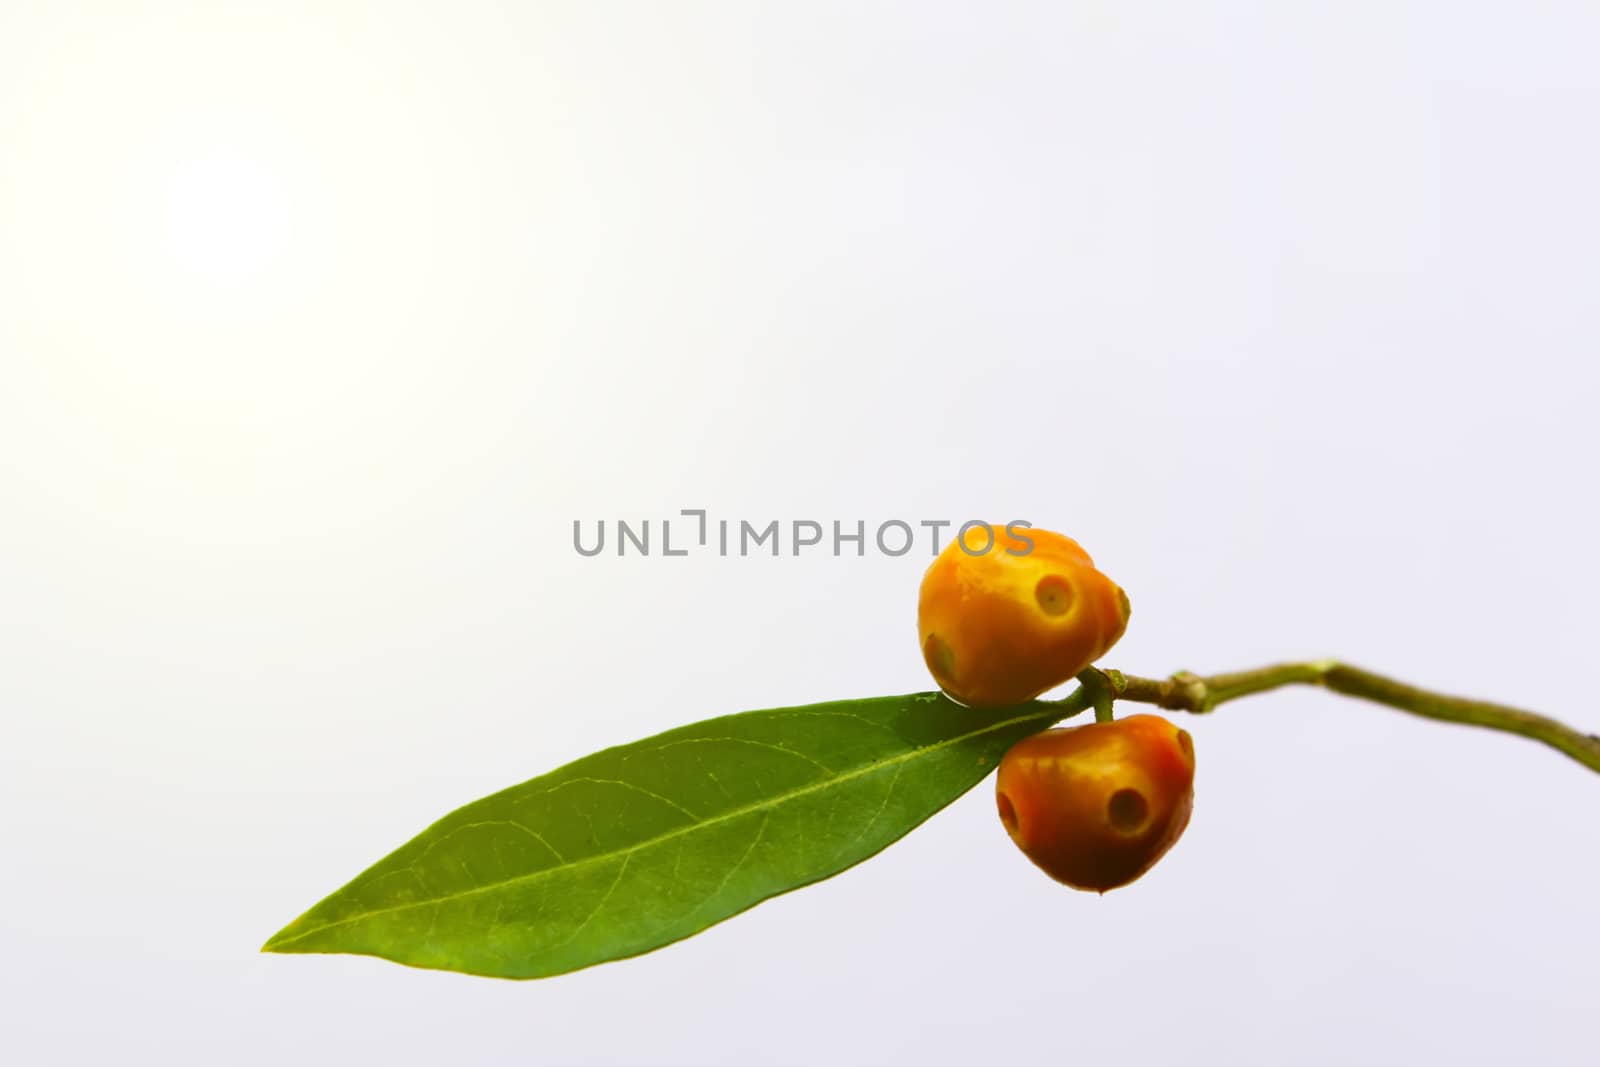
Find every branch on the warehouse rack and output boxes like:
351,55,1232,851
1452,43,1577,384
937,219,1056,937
1090,661,1600,775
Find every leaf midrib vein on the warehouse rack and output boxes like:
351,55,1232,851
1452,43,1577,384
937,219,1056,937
267,706,1051,949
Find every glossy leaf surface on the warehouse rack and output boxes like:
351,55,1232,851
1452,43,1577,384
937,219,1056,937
264,691,1067,978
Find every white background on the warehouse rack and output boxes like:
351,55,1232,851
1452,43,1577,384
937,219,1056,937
2,3,1598,1065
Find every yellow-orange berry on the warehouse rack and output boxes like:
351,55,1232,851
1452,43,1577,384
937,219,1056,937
918,525,1129,707
995,714,1195,892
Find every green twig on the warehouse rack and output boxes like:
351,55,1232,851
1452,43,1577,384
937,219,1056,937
1099,660,1600,775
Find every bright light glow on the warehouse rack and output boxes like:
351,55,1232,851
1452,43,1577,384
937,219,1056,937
161,151,290,281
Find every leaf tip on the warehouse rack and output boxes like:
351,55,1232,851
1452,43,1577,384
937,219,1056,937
260,918,308,954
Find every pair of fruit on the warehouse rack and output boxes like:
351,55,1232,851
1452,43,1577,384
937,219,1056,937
918,524,1195,891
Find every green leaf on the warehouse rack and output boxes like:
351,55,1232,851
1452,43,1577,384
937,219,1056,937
263,690,1075,979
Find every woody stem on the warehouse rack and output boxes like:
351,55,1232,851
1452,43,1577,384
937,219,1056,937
1077,661,1600,774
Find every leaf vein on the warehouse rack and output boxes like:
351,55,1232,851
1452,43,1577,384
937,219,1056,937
548,854,632,952
545,776,701,821
851,762,905,848
646,736,836,775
